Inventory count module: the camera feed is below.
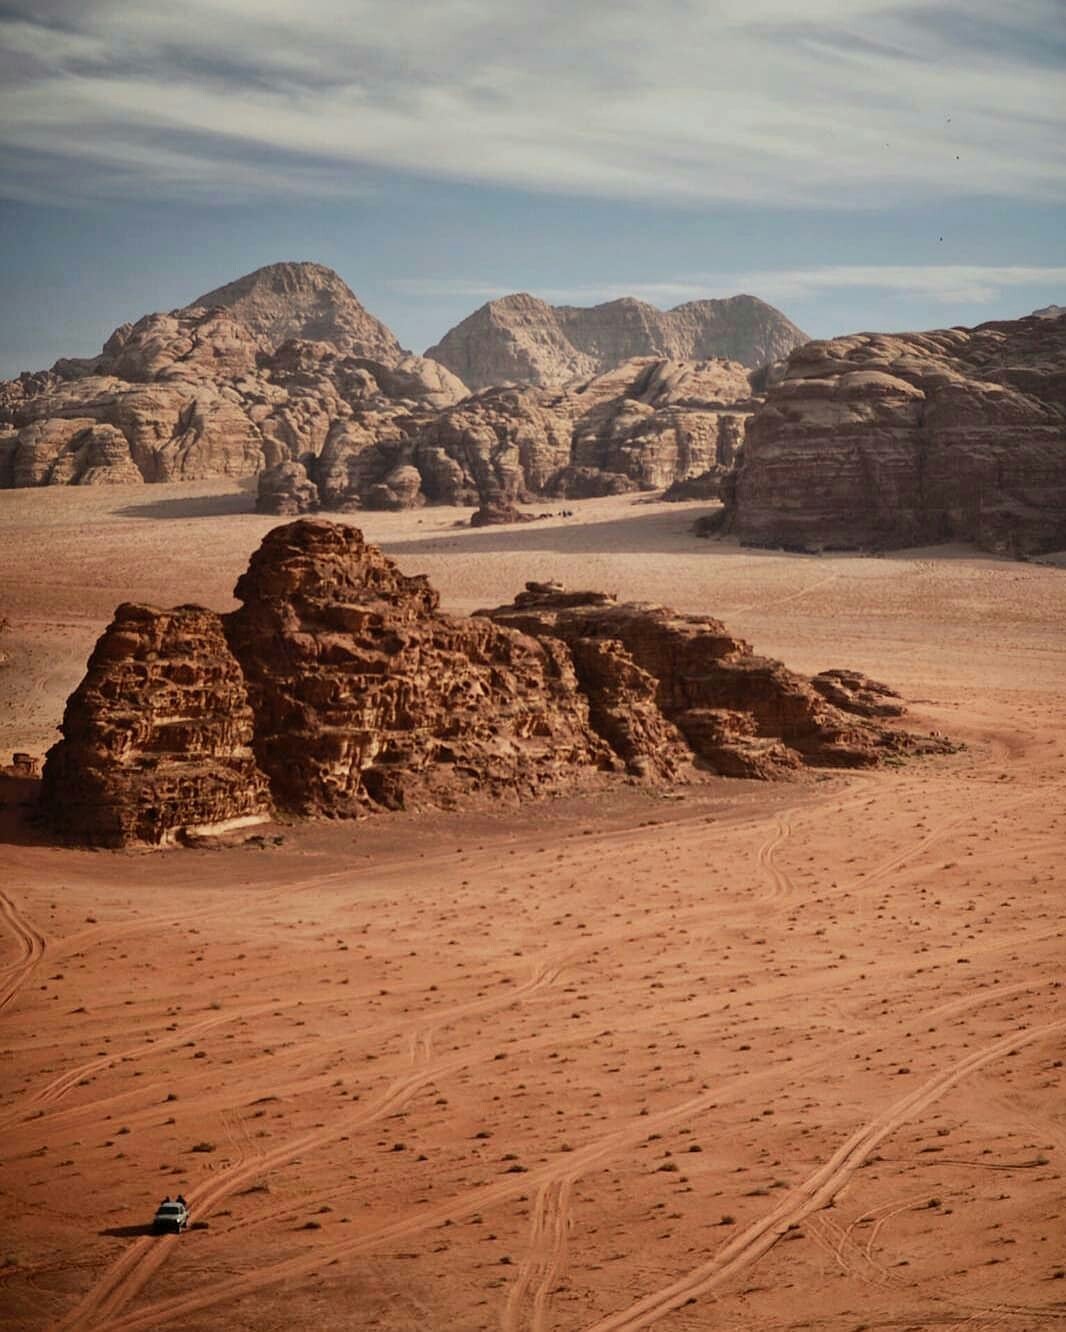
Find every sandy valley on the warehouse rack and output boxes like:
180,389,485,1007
1,483,1064,1330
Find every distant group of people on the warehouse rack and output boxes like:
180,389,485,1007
161,1194,187,1206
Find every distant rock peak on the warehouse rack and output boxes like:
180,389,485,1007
426,291,808,389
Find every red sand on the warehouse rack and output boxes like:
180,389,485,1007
1,483,1064,1331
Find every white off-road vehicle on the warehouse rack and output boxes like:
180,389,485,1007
153,1198,189,1233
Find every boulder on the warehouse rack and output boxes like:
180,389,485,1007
256,461,320,515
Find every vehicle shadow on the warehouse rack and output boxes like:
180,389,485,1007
99,1224,156,1238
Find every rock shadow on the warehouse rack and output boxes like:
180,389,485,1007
115,483,256,521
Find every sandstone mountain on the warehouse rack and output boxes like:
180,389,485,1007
186,261,403,361
425,292,809,389
0,264,467,488
719,312,1066,558
258,355,757,515
39,520,944,848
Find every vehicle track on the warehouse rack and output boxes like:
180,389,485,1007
88,975,1057,1332
53,952,575,1330
755,810,795,901
0,886,46,1013
580,1013,1066,1331
501,1173,573,1332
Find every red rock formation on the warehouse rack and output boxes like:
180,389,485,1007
725,313,1066,557
483,583,930,778
285,356,760,513
39,523,946,847
40,604,272,847
222,522,612,817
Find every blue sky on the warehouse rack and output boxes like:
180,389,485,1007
1,0,1063,376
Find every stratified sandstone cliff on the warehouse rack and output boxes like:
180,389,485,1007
425,293,808,389
483,583,915,780
222,522,612,816
258,355,757,513
39,521,945,847
39,604,273,847
0,264,467,489
722,313,1066,557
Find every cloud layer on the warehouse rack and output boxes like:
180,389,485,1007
391,264,1066,311
1,0,1063,208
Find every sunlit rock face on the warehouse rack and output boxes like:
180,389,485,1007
0,263,467,491
425,292,809,389
724,314,1066,557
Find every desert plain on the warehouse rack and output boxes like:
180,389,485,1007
1,482,1064,1331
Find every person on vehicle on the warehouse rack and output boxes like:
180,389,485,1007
176,1194,186,1206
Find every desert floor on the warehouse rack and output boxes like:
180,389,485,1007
0,482,1064,1331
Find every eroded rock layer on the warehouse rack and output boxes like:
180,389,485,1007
0,264,467,490
223,522,611,817
724,313,1066,556
40,604,273,847
483,584,923,779
40,521,945,846
259,355,758,514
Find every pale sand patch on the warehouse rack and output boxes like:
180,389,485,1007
0,480,1064,1331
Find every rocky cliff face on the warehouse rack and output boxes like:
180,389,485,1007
0,264,467,490
39,521,946,847
722,313,1066,557
425,293,808,389
483,583,917,780
258,355,757,514
39,604,273,848
223,521,611,817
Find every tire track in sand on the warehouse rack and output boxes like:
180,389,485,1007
0,886,46,1013
53,953,574,1331
92,980,1058,1332
755,809,795,901
501,1173,573,1332
580,1012,1066,1332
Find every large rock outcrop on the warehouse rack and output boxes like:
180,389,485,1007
483,583,920,780
425,293,808,389
0,264,467,489
222,522,612,816
39,604,273,848
722,313,1066,557
39,521,947,847
263,355,758,513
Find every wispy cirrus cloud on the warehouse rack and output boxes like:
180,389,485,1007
0,1,1062,207
390,265,1066,310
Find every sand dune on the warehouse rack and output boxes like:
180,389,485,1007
1,482,1064,1330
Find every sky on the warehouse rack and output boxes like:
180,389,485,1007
0,0,1063,376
